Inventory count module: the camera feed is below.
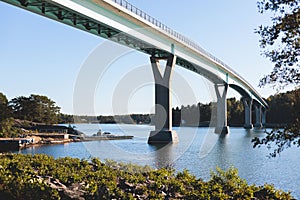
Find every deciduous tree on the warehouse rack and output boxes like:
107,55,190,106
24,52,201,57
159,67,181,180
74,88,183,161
256,0,300,88
253,0,300,156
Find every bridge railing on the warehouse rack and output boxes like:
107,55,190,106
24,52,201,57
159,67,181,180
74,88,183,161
110,0,255,91
110,0,238,74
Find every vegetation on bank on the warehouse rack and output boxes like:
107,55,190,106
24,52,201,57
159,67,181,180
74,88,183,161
0,153,294,200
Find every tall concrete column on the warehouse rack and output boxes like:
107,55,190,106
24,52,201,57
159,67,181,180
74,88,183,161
148,54,178,144
214,84,229,134
254,104,262,128
261,107,267,127
242,97,253,129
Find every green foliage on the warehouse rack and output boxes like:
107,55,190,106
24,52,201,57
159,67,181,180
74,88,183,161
69,114,152,124
0,118,19,138
0,154,294,199
208,167,254,199
256,0,299,157
265,88,300,124
0,154,60,199
0,92,11,121
173,103,212,126
58,113,74,124
173,99,244,127
227,98,244,125
104,159,153,174
9,94,60,124
253,88,300,157
256,0,300,88
0,92,19,138
254,184,295,200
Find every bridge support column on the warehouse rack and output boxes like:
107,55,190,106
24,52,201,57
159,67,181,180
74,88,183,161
148,54,178,144
214,84,229,134
242,97,253,129
261,107,267,127
254,104,262,128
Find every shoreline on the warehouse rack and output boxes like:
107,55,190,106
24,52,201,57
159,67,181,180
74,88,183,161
0,122,287,152
0,133,134,152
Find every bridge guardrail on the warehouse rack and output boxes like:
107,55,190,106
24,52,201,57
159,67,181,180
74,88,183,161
110,0,238,73
110,0,261,103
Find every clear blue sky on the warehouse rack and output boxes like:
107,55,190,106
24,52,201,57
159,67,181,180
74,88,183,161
0,0,281,115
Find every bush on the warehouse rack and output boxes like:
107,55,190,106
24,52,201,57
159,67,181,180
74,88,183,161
0,154,294,199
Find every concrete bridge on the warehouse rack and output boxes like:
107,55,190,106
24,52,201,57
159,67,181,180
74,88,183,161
1,0,268,143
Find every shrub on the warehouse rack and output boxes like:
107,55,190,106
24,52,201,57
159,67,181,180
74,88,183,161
0,154,294,199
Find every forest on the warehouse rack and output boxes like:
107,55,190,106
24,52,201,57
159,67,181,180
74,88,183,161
173,87,300,127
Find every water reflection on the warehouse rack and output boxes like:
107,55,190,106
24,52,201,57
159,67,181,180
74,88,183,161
215,134,231,169
149,143,174,169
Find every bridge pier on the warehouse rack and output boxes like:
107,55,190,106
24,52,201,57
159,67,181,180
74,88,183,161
148,54,178,144
214,84,229,134
242,97,253,129
261,107,267,127
254,104,262,128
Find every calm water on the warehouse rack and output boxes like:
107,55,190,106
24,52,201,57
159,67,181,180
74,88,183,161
18,124,300,198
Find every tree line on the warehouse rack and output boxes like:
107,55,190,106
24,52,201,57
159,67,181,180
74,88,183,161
68,114,152,124
62,88,300,127
174,87,299,127
172,98,244,127
0,88,299,137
